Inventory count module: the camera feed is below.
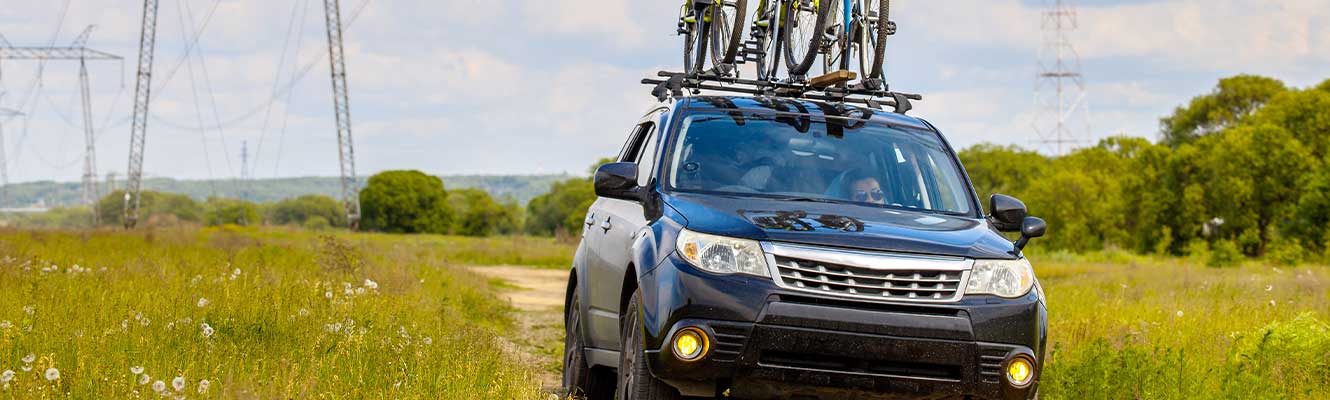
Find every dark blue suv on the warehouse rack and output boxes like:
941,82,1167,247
563,95,1048,400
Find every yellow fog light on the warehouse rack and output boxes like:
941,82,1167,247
1006,356,1035,387
672,327,709,362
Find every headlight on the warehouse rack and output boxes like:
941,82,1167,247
965,258,1035,298
676,229,770,277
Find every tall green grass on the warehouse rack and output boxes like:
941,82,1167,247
0,228,544,399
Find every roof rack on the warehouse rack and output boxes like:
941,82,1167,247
642,71,923,114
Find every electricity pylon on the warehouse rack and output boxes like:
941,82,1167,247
323,0,361,230
0,26,122,223
124,0,159,229
1033,0,1089,155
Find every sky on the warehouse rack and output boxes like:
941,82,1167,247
0,0,1328,184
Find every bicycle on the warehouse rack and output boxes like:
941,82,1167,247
779,0,828,79
820,0,893,88
679,0,748,76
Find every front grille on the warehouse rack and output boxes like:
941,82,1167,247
772,255,966,302
709,323,750,363
978,347,1007,384
760,351,962,381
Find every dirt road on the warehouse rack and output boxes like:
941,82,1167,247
469,266,569,392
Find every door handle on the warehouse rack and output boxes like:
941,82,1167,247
600,217,613,233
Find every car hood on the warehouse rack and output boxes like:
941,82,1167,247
664,192,1018,260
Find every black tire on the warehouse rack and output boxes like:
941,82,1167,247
563,290,614,400
708,0,749,72
859,0,889,80
753,0,782,81
782,0,834,76
617,292,684,400
682,16,700,75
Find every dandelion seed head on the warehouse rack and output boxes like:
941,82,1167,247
1270,299,1278,306
1265,285,1274,292
131,366,145,375
0,320,11,329
21,353,35,364
139,374,152,385
122,320,129,329
423,337,433,345
20,365,31,372
22,306,34,315
201,323,216,338
172,376,185,392
197,298,209,308
1176,310,1184,317
364,279,378,290
198,379,210,394
0,370,13,383
298,308,309,317
324,291,333,299
152,380,165,393
355,287,366,295
44,368,60,381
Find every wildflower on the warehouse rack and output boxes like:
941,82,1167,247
364,279,379,290
1265,285,1274,292
197,298,209,308
122,320,129,329
191,275,203,284
0,320,11,329
298,308,309,317
198,379,210,394
20,365,31,372
172,376,185,392
1270,300,1277,306
139,374,152,385
324,291,333,299
21,353,34,364
22,306,34,315
131,366,145,375
140,317,151,327
44,368,60,381
152,380,166,393
0,370,13,383
50,265,58,272
423,337,433,345
1175,310,1183,317
201,323,215,338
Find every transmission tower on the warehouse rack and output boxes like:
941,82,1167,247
323,0,361,230
239,140,250,200
0,108,21,209
0,26,122,223
1033,0,1089,155
124,0,159,229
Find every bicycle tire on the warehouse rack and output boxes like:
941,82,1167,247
682,11,699,74
863,0,889,80
754,0,783,81
708,0,748,70
821,0,848,75
781,0,831,77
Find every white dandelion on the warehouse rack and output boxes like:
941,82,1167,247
44,368,60,381
1175,310,1184,318
20,365,31,372
0,370,13,383
0,320,11,329
172,376,185,392
324,291,333,299
201,323,215,338
297,308,309,317
364,279,378,290
191,275,203,284
152,380,166,393
197,298,209,308
422,337,433,345
139,374,152,385
197,379,210,394
355,287,366,295
49,265,58,272
1270,300,1278,307
22,306,34,315
131,366,145,375
21,353,35,364
1265,285,1274,292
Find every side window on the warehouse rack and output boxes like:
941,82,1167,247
618,123,651,162
635,124,659,186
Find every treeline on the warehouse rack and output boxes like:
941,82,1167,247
963,75,1330,265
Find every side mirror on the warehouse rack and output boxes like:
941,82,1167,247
988,194,1027,232
594,162,641,201
1013,216,1046,252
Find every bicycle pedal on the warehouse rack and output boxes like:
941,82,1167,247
739,40,764,63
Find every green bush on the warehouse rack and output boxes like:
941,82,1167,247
359,170,454,234
203,198,261,227
1266,237,1305,266
1207,240,1242,268
1223,313,1330,397
268,194,347,227
96,190,203,226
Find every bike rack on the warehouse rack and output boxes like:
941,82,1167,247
643,70,922,115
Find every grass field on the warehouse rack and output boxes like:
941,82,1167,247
4,228,1329,399
0,227,548,399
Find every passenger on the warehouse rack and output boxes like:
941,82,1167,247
843,168,886,205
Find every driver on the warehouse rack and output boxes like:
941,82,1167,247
842,168,886,205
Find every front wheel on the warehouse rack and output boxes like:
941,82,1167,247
617,291,684,400
708,0,749,74
563,290,614,399
858,0,890,81
781,0,831,77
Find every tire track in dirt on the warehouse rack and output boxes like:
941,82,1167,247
469,266,569,394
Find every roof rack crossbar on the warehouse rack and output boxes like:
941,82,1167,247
642,70,922,114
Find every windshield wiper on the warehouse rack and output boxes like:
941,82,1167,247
772,196,842,204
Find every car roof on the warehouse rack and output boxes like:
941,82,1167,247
674,95,934,131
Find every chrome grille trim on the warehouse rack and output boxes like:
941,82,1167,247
762,242,972,304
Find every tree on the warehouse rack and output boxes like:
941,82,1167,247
957,144,1049,205
1160,75,1287,147
203,198,261,226
448,188,521,236
524,158,613,237
359,170,454,234
1195,124,1315,256
268,195,347,227
1251,88,1330,159
96,190,202,226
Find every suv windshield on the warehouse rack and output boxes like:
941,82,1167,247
666,111,974,215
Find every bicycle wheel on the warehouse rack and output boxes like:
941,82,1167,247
781,0,831,76
820,0,848,75
682,6,700,74
753,0,782,81
857,0,889,81
708,0,748,72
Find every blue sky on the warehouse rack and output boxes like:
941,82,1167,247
1,0,1328,184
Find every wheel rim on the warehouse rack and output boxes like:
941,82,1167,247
711,4,738,66
786,1,819,68
823,0,847,74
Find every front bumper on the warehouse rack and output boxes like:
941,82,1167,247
639,255,1047,399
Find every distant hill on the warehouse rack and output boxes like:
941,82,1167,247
1,174,573,208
